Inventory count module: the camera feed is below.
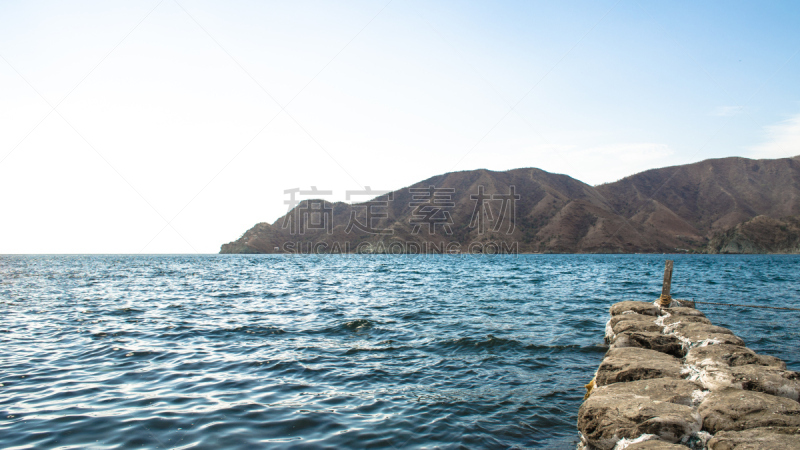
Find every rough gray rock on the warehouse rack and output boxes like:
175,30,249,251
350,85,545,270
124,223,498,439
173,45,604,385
607,313,662,343
683,333,745,347
707,426,800,449
668,322,736,336
590,301,798,450
611,332,685,358
578,389,701,450
610,313,660,329
661,315,712,326
666,323,745,347
728,365,800,401
596,347,683,386
592,378,701,406
683,345,800,400
685,344,787,370
754,355,788,370
611,301,660,317
613,318,664,335
698,389,800,433
663,307,706,318
625,440,692,449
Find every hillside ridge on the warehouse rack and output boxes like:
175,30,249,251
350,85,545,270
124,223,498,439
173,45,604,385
221,155,800,253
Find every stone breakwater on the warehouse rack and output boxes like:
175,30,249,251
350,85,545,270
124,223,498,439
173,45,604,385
577,300,800,450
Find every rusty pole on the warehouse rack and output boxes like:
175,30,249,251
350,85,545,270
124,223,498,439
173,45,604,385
659,260,673,307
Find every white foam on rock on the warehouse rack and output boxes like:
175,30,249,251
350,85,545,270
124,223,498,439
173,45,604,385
684,359,800,401
663,322,723,352
612,434,658,450
605,320,616,343
576,431,589,450
662,321,681,334
681,363,738,392
690,389,710,407
654,313,670,327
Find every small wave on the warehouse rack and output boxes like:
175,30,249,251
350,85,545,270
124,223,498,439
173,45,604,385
523,343,606,354
342,319,374,331
210,291,256,299
160,325,287,341
436,335,524,351
262,291,291,298
221,325,286,335
263,360,324,375
109,308,143,315
343,345,406,355
400,310,435,320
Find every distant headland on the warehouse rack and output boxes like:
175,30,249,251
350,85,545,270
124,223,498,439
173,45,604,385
220,155,800,254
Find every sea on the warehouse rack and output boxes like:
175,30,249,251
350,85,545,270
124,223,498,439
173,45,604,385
1,254,799,449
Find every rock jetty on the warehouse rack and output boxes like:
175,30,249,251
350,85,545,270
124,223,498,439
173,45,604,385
577,300,800,449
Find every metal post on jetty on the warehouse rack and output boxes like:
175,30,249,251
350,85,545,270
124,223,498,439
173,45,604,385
658,259,673,307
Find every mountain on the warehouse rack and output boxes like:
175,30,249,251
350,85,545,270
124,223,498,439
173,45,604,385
706,215,800,254
596,155,800,234
220,155,800,254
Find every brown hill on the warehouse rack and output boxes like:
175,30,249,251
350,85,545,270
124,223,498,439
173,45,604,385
220,155,800,254
596,156,800,234
706,215,800,254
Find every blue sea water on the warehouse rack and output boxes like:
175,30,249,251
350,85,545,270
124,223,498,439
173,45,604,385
1,254,798,449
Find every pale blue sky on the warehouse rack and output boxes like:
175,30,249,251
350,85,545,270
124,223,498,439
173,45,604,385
1,0,799,253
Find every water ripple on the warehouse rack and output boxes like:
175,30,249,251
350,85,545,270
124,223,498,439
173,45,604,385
0,254,798,449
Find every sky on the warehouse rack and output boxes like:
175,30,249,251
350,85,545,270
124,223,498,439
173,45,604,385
1,0,799,254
